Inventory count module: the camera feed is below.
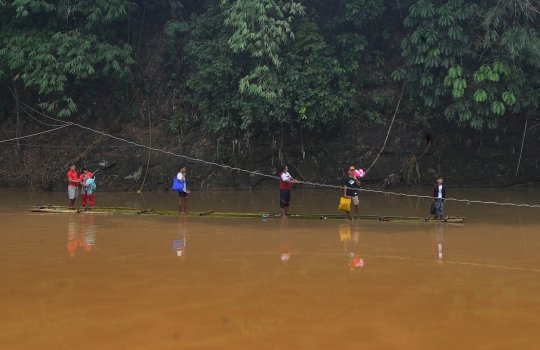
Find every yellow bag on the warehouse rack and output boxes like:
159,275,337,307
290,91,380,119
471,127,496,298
339,225,351,242
338,197,351,212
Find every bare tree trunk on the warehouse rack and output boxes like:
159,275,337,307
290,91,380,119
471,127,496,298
279,128,283,164
516,118,528,177
170,0,177,20
136,0,148,59
300,127,305,159
14,85,21,158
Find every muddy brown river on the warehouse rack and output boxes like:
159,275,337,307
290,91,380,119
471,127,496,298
1,188,540,349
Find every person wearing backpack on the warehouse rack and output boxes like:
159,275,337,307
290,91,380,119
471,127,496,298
80,167,95,209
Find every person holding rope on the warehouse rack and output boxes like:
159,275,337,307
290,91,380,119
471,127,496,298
431,176,446,220
279,164,300,218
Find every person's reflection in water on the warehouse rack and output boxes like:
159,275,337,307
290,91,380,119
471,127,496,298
82,215,96,252
67,215,96,256
339,224,351,253
280,217,291,266
172,219,188,260
432,223,445,264
344,224,365,270
67,217,77,257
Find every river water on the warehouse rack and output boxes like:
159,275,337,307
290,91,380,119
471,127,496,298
1,188,540,349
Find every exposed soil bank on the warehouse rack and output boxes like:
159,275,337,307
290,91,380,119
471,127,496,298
1,115,539,192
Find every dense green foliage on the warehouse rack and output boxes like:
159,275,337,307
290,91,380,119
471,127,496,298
180,0,395,135
0,0,137,118
1,0,539,133
394,0,540,129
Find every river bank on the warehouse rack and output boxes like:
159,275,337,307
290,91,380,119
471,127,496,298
1,114,539,192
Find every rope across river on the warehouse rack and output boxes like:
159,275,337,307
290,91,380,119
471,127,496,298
1,102,540,209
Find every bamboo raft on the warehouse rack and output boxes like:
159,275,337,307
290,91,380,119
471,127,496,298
29,205,466,223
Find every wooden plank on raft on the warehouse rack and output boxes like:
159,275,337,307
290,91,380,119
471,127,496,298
28,205,466,223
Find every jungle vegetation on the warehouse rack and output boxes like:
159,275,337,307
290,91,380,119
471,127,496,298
1,0,539,138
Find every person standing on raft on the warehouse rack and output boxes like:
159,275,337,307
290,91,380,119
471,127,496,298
79,167,95,209
343,166,361,219
431,176,446,220
177,164,191,214
279,164,300,218
67,163,83,209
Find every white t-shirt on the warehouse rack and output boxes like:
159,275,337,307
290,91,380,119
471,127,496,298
177,172,186,192
438,185,442,199
281,172,291,182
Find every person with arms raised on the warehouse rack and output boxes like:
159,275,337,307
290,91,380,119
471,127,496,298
343,166,362,219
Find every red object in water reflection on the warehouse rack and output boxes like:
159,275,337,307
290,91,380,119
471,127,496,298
348,257,365,269
67,216,96,257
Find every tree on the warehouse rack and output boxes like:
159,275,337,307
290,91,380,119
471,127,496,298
183,1,382,136
221,0,306,99
393,0,540,128
0,0,136,117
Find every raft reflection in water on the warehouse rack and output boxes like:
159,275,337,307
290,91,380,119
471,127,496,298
67,215,96,257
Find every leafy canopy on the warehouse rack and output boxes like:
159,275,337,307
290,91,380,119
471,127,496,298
0,0,136,117
394,0,540,129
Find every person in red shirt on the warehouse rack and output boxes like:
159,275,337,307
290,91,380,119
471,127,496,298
79,167,94,209
67,163,82,209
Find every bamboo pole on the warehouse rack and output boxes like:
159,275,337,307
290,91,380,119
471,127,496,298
29,206,466,222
